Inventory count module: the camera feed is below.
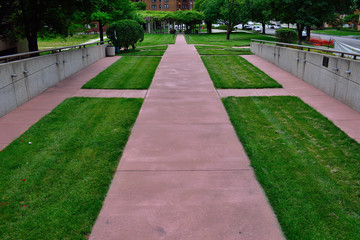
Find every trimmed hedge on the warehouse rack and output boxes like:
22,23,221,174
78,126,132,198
106,20,144,50
275,28,297,43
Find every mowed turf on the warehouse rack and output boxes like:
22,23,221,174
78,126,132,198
0,97,143,240
202,56,281,88
82,56,161,89
223,96,360,240
136,33,176,46
195,45,252,55
186,32,275,46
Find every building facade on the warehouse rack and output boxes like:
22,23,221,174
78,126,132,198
132,0,195,11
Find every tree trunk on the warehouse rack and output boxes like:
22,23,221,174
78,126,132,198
262,22,266,34
20,0,39,53
99,20,104,43
306,26,311,41
206,21,212,34
296,23,304,45
226,26,231,40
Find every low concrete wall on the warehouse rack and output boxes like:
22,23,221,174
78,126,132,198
251,42,360,112
0,44,108,117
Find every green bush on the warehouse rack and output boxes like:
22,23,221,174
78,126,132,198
275,28,297,43
106,20,144,50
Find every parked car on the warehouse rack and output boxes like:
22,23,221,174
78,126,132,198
274,25,282,29
244,25,253,30
254,26,261,32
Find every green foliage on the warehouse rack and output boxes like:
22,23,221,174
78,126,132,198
215,25,229,30
275,28,297,43
172,10,204,23
344,13,360,29
250,0,272,34
89,0,136,23
106,20,144,50
133,1,147,10
271,0,354,44
1,0,86,51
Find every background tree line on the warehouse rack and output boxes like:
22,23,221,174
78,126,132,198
195,0,359,43
0,0,144,52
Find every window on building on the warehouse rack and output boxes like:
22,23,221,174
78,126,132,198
164,4,169,8
182,4,187,9
152,4,157,9
159,4,162,8
164,0,169,2
152,0,156,2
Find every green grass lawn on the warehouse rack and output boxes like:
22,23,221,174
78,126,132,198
0,97,143,240
195,45,252,55
312,29,360,36
82,56,161,89
186,32,275,46
38,34,100,49
116,49,165,56
136,33,176,46
201,56,281,88
223,96,360,240
138,46,168,50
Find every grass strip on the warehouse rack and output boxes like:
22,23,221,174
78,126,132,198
116,49,165,56
38,34,100,49
186,32,275,46
311,30,360,36
82,56,161,89
138,46,168,50
202,56,281,88
137,33,175,46
195,45,251,55
223,96,360,240
0,97,143,240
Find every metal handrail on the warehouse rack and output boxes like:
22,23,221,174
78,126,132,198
251,39,360,60
0,40,111,63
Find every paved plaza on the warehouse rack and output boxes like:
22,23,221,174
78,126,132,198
0,35,359,239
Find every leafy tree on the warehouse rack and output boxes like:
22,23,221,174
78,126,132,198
106,19,144,50
250,0,272,34
88,0,137,42
344,13,360,29
171,10,204,34
220,0,248,40
133,2,147,10
196,0,222,33
271,0,353,44
1,0,85,52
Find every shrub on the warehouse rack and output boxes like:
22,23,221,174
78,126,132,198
106,20,144,50
275,28,297,43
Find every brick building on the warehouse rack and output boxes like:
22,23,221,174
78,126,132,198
132,0,195,11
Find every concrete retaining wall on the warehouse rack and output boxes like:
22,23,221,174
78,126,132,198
251,42,360,112
0,44,108,117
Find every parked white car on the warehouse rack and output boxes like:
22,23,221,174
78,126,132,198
254,26,261,32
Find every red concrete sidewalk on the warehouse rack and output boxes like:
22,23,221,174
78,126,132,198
0,56,147,150
89,35,284,239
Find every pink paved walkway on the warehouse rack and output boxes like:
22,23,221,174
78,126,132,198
89,35,284,239
217,55,360,143
0,57,147,150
